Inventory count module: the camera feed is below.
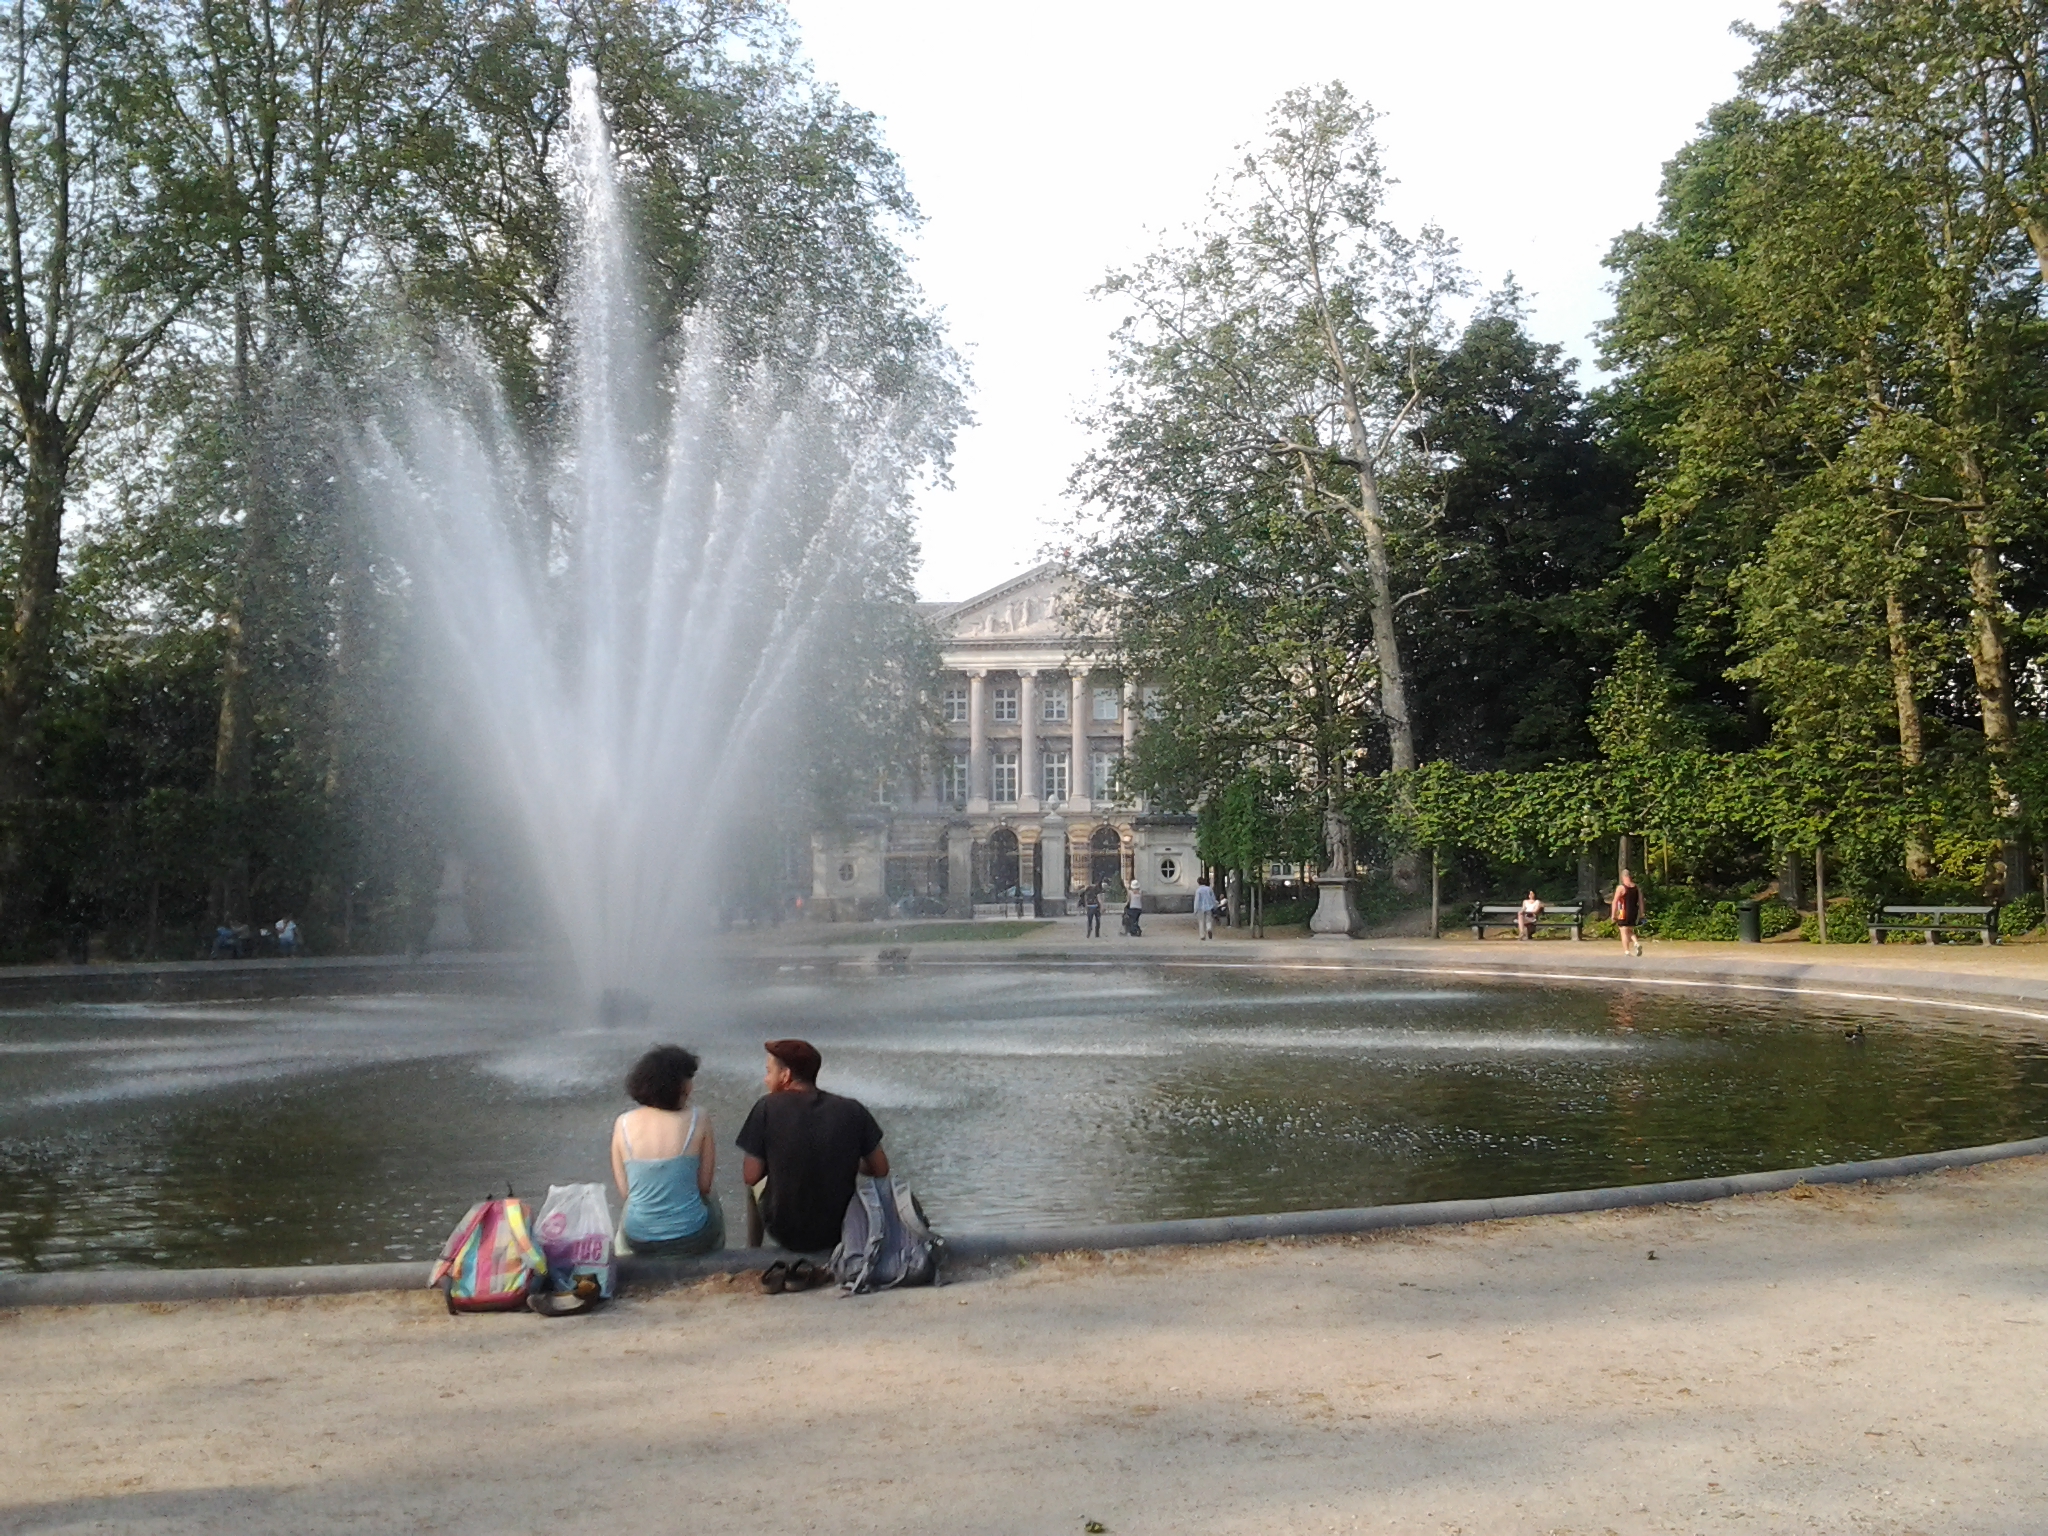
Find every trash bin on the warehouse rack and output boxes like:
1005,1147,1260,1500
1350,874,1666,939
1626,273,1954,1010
1737,900,1762,944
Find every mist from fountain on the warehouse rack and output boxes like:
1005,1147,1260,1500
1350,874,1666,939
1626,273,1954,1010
358,69,899,1004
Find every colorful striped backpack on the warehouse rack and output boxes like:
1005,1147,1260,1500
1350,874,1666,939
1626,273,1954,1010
428,1196,547,1313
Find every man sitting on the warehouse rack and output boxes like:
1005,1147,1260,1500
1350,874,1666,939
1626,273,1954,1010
736,1038,887,1254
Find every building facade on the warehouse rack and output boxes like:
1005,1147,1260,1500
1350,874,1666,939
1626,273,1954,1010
810,563,1199,920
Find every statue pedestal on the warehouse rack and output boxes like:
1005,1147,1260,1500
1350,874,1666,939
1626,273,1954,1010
1309,874,1363,938
425,855,474,952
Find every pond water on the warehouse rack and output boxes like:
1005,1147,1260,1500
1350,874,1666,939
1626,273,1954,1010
4,961,2047,1271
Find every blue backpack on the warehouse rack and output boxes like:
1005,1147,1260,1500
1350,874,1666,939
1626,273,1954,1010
831,1175,943,1293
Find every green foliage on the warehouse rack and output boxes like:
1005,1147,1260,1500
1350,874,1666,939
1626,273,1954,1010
1589,636,1705,759
2000,895,2044,937
0,1,960,958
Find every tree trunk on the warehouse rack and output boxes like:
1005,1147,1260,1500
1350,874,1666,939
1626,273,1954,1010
1883,585,1933,881
1958,497,2029,898
1814,847,1828,944
1329,384,1415,773
0,423,68,800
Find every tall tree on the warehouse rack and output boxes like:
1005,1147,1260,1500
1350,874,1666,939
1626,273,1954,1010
1234,83,1463,774
0,1,217,802
1605,95,2048,883
1744,0,2048,889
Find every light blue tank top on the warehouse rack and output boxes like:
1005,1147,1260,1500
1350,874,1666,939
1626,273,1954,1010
620,1109,711,1242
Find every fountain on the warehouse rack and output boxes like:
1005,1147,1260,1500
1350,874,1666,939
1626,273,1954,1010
358,70,904,1005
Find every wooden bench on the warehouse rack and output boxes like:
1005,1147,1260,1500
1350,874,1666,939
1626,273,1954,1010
1470,903,1585,940
1866,904,2000,945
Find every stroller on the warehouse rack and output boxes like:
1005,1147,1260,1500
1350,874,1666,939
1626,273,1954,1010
1121,903,1142,937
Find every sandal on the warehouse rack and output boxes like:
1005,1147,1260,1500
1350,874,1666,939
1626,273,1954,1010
759,1260,790,1295
787,1258,820,1292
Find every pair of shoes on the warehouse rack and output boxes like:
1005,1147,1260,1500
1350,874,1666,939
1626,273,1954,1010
759,1258,824,1295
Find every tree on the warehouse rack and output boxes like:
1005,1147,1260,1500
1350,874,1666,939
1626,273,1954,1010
1075,83,1465,881
1740,1,2048,890
1395,299,1636,770
1604,93,2048,885
1233,83,1464,774
0,2,220,803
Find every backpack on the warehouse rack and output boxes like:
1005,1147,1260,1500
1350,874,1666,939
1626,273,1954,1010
830,1174,943,1293
429,1196,547,1313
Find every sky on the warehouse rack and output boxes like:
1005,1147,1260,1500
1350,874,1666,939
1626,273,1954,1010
780,0,1789,603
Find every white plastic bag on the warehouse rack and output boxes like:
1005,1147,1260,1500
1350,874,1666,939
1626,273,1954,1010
533,1182,617,1299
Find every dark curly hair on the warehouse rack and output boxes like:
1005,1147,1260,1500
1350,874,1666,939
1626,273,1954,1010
625,1044,700,1110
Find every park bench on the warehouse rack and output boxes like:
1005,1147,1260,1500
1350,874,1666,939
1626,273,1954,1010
1470,903,1585,941
1866,904,2000,945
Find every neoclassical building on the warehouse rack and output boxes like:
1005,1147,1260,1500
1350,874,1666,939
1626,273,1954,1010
811,562,1200,919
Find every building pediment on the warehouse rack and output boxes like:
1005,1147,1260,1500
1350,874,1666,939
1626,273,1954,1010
938,561,1076,641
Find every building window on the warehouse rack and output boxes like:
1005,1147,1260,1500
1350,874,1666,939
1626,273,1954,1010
992,750,1019,803
1043,750,1070,804
1158,856,1178,883
941,685,968,723
1042,688,1068,723
943,754,969,806
1092,686,1119,721
993,685,1019,723
1142,685,1164,720
1090,751,1119,799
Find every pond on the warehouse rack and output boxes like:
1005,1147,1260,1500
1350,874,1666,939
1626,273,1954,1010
4,960,2046,1271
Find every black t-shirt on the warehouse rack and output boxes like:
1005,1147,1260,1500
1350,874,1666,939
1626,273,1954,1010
734,1088,883,1252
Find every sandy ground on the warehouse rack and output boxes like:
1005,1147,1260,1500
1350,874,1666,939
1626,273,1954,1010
4,1160,2046,1535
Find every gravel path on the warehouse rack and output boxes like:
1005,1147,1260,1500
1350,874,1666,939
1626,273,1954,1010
5,1157,2045,1535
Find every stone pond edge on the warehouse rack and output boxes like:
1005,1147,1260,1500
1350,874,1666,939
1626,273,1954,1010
4,1134,2044,1310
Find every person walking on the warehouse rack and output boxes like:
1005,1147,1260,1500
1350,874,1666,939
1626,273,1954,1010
1611,870,1643,957
1123,881,1144,937
1194,876,1218,940
1083,882,1103,938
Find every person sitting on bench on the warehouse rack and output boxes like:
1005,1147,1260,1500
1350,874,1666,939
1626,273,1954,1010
1517,891,1544,940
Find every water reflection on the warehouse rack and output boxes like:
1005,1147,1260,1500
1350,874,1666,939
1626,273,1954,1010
3,965,2046,1270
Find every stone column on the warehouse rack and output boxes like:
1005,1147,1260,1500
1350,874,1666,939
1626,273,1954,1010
1122,680,1140,812
1070,672,1088,809
946,821,974,919
1039,811,1068,916
1019,670,1039,812
967,669,989,813
425,854,473,952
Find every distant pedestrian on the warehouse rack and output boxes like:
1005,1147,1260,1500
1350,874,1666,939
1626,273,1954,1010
212,924,235,960
276,916,300,958
1194,876,1218,940
1611,871,1643,957
1122,881,1143,938
1083,883,1103,938
1516,891,1544,941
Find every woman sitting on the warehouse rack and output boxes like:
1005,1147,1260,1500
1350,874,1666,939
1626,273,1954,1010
1517,890,1545,940
612,1044,724,1256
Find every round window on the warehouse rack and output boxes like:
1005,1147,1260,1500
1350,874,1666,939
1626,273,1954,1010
1158,857,1178,883
838,861,856,883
